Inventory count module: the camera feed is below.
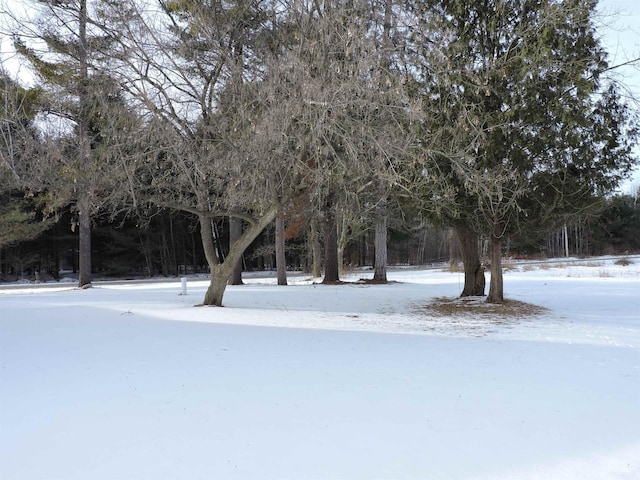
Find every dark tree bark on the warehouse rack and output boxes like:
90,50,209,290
168,215,177,275
455,226,485,297
275,213,287,285
77,192,92,288
322,199,340,283
373,213,388,282
310,217,322,278
160,221,169,276
76,0,92,288
228,216,243,285
486,236,504,304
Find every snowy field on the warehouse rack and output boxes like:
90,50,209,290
1,257,639,480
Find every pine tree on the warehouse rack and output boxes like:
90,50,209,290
10,0,121,287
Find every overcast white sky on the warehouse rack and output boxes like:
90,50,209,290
598,0,640,192
599,0,640,59
598,0,640,97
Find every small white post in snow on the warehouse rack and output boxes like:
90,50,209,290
180,277,187,295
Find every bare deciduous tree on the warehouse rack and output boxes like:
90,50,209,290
0,70,54,248
99,0,312,305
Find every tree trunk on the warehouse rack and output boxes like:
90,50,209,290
310,217,322,278
160,221,169,276
229,216,244,285
76,0,92,289
139,233,152,277
201,207,277,306
203,264,231,307
486,236,504,304
199,215,219,270
322,203,340,283
169,215,177,275
77,192,92,288
373,214,388,282
336,214,350,276
275,213,287,286
455,226,485,297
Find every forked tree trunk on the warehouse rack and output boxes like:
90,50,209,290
455,226,485,297
373,214,388,282
322,202,340,283
486,236,504,304
275,214,287,286
229,216,244,285
200,207,277,306
77,193,92,288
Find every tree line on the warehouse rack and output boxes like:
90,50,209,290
1,0,638,305
2,196,638,284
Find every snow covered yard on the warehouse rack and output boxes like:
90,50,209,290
1,258,639,479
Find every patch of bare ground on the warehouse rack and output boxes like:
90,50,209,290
355,278,399,285
412,297,549,337
419,296,548,319
314,279,399,285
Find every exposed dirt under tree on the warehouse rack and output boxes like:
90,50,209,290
419,296,548,319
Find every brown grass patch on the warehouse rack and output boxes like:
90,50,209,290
355,278,399,285
420,296,548,319
537,261,604,270
614,258,633,266
314,279,399,285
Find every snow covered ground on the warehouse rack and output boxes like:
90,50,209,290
1,257,639,479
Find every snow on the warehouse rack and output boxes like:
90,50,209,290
1,257,639,480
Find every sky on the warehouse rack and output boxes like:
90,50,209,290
598,0,640,192
598,0,640,72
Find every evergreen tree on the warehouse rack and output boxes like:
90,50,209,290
408,0,639,302
9,0,124,287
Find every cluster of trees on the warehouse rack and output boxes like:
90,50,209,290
1,0,638,305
